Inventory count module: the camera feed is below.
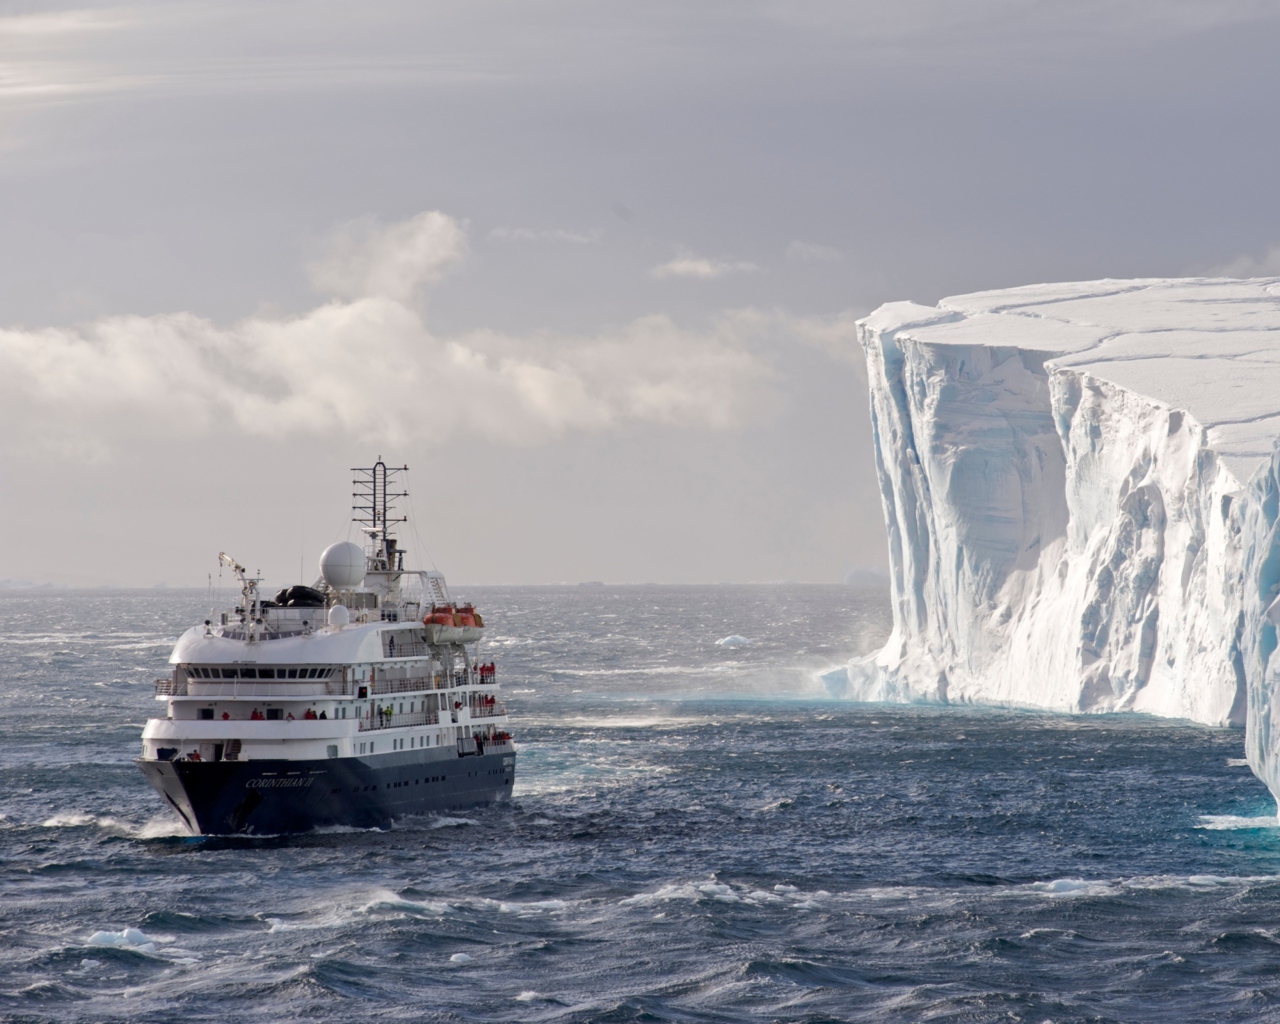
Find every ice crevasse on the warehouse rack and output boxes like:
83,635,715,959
829,278,1280,803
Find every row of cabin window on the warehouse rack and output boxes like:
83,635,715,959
358,734,443,754
189,666,335,680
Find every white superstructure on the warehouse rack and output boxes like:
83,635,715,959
141,461,511,769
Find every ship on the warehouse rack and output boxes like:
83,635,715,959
136,460,515,835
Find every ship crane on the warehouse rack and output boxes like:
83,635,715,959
218,552,263,634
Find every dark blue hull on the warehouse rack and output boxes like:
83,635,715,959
136,747,516,835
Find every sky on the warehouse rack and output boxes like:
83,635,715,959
3,0,1280,587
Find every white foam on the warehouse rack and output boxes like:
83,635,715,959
1227,758,1251,767
515,991,542,1001
361,895,451,917
1196,814,1280,830
39,812,187,839
715,635,752,647
1024,878,1120,898
449,953,473,963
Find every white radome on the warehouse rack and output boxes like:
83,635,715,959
319,541,366,590
327,604,350,629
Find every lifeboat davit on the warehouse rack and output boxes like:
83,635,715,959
422,604,483,643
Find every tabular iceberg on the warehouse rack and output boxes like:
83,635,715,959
832,278,1280,804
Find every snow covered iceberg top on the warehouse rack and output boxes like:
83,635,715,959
868,278,1280,484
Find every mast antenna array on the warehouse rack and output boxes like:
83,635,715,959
351,459,409,571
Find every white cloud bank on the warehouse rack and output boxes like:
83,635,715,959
649,251,760,280
0,211,817,459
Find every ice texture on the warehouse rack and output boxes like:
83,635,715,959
838,278,1280,804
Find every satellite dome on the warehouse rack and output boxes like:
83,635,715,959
327,604,350,629
319,541,365,589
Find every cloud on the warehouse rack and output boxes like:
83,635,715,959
307,211,468,303
785,240,843,263
0,210,783,458
488,227,600,244
649,251,760,280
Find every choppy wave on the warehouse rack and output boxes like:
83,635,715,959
3,585,1279,1023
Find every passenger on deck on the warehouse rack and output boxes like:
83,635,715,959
250,708,264,720
304,709,317,720
318,710,328,719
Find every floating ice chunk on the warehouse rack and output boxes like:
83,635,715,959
715,635,751,647
1027,878,1118,898
87,928,158,954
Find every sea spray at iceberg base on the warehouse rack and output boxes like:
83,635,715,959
832,277,1280,806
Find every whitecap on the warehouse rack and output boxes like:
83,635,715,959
41,812,99,828
514,990,542,1001
1196,814,1280,830
428,816,473,828
715,635,751,647
1227,758,1250,766
1025,878,1119,898
449,953,473,963
758,798,794,812
361,896,451,917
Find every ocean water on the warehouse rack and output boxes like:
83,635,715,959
2,583,1280,1023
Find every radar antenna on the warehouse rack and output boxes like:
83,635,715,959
352,459,408,572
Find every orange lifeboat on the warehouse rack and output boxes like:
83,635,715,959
424,606,457,627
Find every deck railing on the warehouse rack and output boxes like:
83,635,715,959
159,672,492,699
358,709,441,732
469,702,506,719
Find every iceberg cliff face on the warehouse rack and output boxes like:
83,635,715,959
840,279,1280,800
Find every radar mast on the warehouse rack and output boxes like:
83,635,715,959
351,459,409,572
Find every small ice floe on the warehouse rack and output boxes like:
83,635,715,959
87,928,159,954
449,953,473,963
715,635,751,647
1227,758,1250,767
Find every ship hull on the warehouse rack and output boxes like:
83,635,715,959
136,747,515,835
